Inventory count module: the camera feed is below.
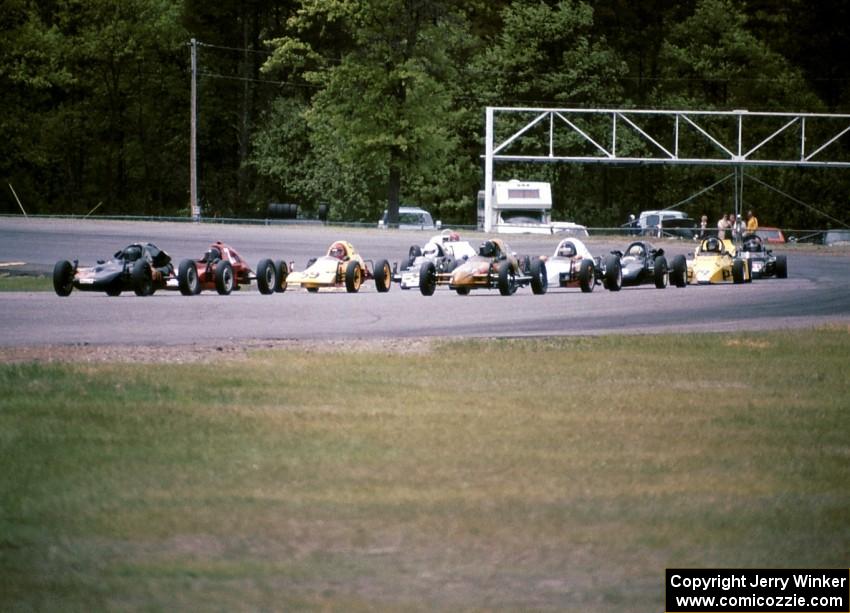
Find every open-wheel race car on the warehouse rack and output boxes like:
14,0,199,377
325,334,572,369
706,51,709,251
736,233,787,279
170,241,287,295
544,237,622,292
672,236,752,285
393,229,477,289
604,240,679,289
418,238,547,296
53,243,174,297
286,240,392,293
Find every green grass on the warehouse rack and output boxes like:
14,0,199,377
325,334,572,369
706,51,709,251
2,329,849,611
0,273,52,291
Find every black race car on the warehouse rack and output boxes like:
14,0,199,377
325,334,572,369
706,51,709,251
603,240,682,289
53,243,174,297
737,233,788,279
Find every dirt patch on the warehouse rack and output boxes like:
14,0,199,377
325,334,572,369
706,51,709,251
0,337,436,364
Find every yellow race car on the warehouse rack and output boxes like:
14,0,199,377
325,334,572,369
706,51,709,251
286,241,392,293
673,237,751,285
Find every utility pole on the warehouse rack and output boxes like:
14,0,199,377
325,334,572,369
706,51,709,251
189,38,200,221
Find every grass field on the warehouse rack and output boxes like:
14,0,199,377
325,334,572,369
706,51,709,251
0,274,51,292
1,329,848,611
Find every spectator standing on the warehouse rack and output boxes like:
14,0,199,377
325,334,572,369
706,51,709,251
731,213,744,240
699,214,709,239
746,209,759,232
717,214,729,239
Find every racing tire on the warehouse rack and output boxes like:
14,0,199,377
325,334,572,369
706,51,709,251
670,255,688,288
306,287,319,293
455,287,470,295
345,260,362,293
178,259,201,296
497,261,517,296
603,255,622,291
105,284,122,297
775,255,788,279
439,255,457,273
275,260,288,292
407,245,422,267
744,259,753,283
530,259,548,295
419,261,436,296
256,258,277,295
578,259,595,293
53,260,74,296
732,259,745,284
654,255,669,289
215,260,234,295
132,259,154,296
374,259,392,293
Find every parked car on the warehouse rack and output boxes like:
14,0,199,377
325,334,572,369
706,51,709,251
377,206,437,230
823,229,850,246
755,227,786,244
627,210,697,239
53,243,174,297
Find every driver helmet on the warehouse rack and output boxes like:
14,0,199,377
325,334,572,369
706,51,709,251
704,237,721,252
329,242,346,259
422,242,441,258
124,246,142,261
478,240,497,258
558,242,576,258
743,236,761,252
628,244,644,257
447,231,460,242
206,247,222,262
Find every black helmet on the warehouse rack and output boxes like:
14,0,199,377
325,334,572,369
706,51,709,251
705,237,721,252
479,240,497,257
558,242,576,257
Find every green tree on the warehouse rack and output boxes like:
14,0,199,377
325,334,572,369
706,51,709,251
262,0,469,224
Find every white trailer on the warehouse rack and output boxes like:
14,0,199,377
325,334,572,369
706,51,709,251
477,179,587,235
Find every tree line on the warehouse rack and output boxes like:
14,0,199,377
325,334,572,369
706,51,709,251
2,0,849,229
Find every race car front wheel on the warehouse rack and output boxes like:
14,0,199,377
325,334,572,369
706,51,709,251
578,259,595,293
53,260,74,296
215,260,234,295
419,261,436,296
497,261,517,296
345,260,362,293
654,256,669,289
275,260,288,292
530,259,548,295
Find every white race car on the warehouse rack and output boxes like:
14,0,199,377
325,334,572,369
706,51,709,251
543,237,622,292
394,230,477,290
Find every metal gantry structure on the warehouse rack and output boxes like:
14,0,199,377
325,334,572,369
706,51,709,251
483,107,850,231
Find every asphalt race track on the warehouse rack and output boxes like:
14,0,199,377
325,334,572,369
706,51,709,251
1,217,849,347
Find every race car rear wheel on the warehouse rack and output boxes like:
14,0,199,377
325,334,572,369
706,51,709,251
497,261,517,296
178,259,201,295
275,260,288,292
52,260,74,296
670,255,688,288
106,284,122,297
578,259,595,293
603,255,622,291
530,259,548,295
256,258,277,295
407,245,422,267
374,259,392,293
654,256,669,289
776,255,788,279
215,260,234,295
419,261,436,296
132,260,154,296
455,287,470,295
345,260,362,293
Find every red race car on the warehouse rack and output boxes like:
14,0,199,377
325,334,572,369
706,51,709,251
172,242,287,295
